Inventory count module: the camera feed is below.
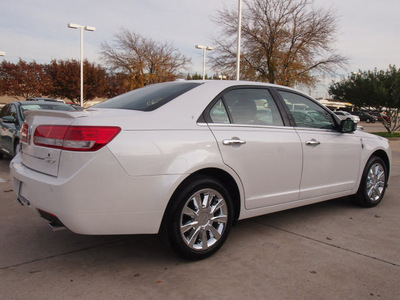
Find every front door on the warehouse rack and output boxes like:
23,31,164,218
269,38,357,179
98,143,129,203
277,90,361,200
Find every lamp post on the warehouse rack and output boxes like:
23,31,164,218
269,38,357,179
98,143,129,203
68,23,95,107
195,45,214,80
0,51,5,56
236,0,243,81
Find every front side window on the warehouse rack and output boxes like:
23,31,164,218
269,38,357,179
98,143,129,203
278,90,335,129
209,88,284,126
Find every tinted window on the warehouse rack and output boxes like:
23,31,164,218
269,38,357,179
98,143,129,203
94,82,202,111
278,90,335,129
210,99,230,123
212,88,284,126
0,104,10,118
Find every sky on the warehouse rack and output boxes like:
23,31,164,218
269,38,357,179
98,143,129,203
1,0,400,98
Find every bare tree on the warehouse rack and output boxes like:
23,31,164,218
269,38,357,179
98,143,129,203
101,29,191,90
211,0,347,87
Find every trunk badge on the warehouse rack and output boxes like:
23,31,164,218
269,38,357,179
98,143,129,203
44,157,56,165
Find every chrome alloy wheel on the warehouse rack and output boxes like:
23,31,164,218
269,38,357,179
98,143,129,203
180,188,228,251
366,162,386,202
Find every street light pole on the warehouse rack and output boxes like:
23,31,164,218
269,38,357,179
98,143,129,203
236,0,243,81
68,23,95,107
195,45,214,80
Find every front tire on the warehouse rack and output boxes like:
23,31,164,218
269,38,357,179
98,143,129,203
354,156,387,207
165,176,233,260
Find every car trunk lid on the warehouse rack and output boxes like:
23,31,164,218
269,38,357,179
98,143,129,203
19,110,82,177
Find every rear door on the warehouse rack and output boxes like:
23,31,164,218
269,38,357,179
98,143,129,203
205,87,303,209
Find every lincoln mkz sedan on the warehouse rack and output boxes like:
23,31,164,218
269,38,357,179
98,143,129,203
10,81,391,259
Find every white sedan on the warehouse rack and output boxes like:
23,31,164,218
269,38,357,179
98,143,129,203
10,80,391,259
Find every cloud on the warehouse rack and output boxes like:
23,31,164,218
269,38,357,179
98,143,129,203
1,0,399,84
1,0,239,73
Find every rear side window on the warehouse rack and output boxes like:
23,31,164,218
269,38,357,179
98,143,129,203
94,82,202,111
209,88,284,126
210,99,230,123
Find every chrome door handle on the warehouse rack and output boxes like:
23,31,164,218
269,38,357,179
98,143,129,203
222,138,246,146
305,139,320,146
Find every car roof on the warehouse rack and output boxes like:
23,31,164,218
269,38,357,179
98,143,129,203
26,97,65,102
17,101,77,111
19,101,69,106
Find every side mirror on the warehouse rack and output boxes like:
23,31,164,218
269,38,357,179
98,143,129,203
339,118,357,133
2,115,17,124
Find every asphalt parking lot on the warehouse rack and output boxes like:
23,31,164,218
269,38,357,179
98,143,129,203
1,122,399,299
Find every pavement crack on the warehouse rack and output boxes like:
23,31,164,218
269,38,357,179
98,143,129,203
251,219,400,268
0,240,121,271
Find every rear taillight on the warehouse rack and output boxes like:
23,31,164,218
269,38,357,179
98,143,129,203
20,122,30,144
33,125,121,151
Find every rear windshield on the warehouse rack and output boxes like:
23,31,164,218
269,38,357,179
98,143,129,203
94,82,202,111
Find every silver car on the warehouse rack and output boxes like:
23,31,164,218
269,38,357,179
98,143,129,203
0,101,76,158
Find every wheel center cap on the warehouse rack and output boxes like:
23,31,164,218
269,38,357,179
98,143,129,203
199,213,209,226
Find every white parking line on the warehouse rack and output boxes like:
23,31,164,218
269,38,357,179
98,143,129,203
0,177,6,183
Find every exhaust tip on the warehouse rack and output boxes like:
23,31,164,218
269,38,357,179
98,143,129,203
37,209,67,232
48,222,67,232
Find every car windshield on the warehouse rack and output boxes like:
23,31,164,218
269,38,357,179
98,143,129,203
20,103,76,120
94,82,202,111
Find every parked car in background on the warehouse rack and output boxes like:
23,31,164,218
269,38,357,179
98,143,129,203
27,97,65,103
66,102,85,110
370,111,390,123
11,81,391,259
351,111,377,123
0,101,76,158
334,111,360,123
379,113,390,122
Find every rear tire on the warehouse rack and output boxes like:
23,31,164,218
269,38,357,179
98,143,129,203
353,156,387,207
164,175,233,260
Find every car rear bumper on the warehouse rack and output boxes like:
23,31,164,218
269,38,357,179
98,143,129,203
10,148,179,235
